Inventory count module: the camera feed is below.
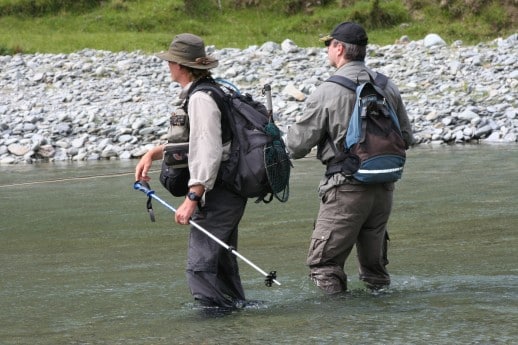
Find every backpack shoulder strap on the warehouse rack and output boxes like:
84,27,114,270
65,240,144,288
322,76,357,161
185,79,232,143
188,80,226,110
373,72,389,89
327,72,389,91
326,75,357,91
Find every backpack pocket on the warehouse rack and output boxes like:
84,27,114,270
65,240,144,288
353,154,405,183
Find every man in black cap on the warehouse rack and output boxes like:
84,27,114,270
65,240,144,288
286,22,413,294
135,33,248,311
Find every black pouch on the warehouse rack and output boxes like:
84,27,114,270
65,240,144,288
163,142,189,168
160,142,190,196
325,153,360,178
159,160,189,197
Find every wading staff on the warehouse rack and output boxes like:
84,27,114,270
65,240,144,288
133,181,281,287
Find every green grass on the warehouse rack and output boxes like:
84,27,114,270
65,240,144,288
0,0,516,54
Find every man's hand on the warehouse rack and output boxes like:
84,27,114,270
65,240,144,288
175,199,198,225
134,145,165,182
174,185,205,225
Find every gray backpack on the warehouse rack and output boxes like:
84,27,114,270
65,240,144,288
192,80,291,203
160,78,291,203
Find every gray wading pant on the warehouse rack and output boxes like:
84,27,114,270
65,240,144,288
307,182,393,294
186,184,247,308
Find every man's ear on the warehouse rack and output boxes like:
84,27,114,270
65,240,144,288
337,42,345,56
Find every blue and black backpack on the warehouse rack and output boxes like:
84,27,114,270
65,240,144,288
326,73,407,184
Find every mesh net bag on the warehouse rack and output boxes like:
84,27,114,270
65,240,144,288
264,122,291,202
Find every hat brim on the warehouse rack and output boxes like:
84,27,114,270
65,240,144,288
319,34,333,42
319,34,333,46
155,51,218,70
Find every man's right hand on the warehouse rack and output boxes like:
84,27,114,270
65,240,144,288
134,145,165,182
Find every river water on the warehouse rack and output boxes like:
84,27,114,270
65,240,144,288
1,145,516,345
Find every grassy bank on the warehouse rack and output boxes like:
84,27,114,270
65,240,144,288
0,0,516,54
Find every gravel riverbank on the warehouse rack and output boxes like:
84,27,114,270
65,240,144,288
0,33,516,164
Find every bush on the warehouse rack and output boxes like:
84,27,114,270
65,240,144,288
0,44,12,55
482,2,512,32
0,0,103,16
0,44,23,55
281,0,334,15
183,0,219,17
349,0,409,28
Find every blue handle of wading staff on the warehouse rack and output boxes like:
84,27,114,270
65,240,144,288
134,181,156,222
133,181,281,287
134,181,178,214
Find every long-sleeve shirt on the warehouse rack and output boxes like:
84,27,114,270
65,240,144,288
183,86,230,192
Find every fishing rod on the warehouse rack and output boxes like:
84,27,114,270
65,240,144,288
133,181,281,287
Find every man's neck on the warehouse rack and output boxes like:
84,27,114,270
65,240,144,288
177,73,194,88
335,58,350,69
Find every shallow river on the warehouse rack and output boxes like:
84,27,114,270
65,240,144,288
1,145,516,345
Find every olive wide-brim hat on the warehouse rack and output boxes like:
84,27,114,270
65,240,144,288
156,33,218,70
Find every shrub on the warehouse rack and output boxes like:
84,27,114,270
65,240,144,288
349,0,409,28
183,0,219,17
0,0,103,16
0,44,23,55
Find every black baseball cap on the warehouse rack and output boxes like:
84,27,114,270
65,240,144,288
320,22,368,46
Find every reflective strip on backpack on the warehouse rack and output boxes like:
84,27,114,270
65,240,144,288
357,167,404,174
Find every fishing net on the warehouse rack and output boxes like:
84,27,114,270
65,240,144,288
264,121,291,202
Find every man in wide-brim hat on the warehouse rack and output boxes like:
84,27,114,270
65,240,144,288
156,33,219,70
135,33,249,312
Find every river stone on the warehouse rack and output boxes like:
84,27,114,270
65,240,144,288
283,84,306,101
37,145,56,158
7,144,30,156
424,34,446,47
